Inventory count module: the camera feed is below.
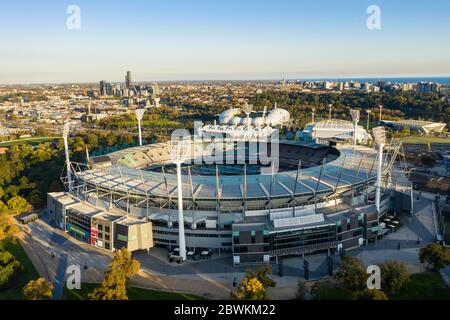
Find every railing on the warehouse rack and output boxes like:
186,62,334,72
270,241,337,257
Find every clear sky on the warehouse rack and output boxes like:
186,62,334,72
0,0,450,83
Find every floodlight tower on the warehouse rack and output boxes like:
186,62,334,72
378,105,383,123
311,107,315,123
63,122,72,192
372,127,386,213
170,138,190,261
328,104,333,121
366,110,371,130
262,105,267,124
135,108,145,146
242,101,253,140
350,109,360,146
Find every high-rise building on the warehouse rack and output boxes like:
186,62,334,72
416,82,441,93
125,71,132,89
400,83,413,91
99,80,106,96
106,82,113,96
99,80,113,96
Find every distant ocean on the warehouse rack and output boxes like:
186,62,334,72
292,77,450,85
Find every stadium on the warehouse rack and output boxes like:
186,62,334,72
47,107,410,265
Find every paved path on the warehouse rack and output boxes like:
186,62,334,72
52,253,68,300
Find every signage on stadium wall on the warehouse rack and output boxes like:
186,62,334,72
66,223,90,238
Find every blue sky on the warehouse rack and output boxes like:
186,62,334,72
0,0,449,83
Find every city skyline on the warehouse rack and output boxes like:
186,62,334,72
1,0,450,84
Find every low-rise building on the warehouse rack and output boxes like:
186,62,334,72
47,192,153,252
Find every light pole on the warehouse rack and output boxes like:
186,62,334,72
242,101,253,140
135,109,145,146
311,107,315,123
63,122,72,193
366,110,371,131
372,127,386,213
328,104,333,121
350,109,360,147
170,138,190,261
378,105,383,123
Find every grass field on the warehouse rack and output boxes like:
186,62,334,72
0,238,39,300
312,285,353,300
63,282,205,300
402,136,450,144
394,272,450,300
313,272,450,300
0,136,60,147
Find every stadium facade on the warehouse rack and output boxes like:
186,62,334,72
47,107,411,265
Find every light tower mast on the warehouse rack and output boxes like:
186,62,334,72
372,127,386,213
378,105,383,123
311,107,315,123
350,109,360,146
135,109,145,146
170,138,190,262
328,104,333,121
63,122,72,192
242,101,253,140
366,110,371,130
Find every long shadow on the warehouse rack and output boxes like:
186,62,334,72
53,253,68,300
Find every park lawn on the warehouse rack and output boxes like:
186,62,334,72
313,284,354,300
311,272,449,300
393,272,450,300
445,221,450,244
402,136,450,144
0,136,60,147
63,283,205,300
0,238,40,299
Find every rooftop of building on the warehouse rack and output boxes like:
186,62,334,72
384,120,446,127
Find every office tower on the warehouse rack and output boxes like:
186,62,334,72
416,82,441,93
99,80,106,96
125,71,132,89
106,83,113,96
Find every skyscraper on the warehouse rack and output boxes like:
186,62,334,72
125,71,132,89
99,80,106,96
416,82,441,93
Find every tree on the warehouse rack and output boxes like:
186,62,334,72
0,251,24,290
295,280,308,300
0,213,19,241
310,280,333,300
7,196,31,215
88,248,140,300
0,200,8,214
419,243,450,270
23,278,53,300
380,261,410,297
232,276,266,300
246,266,276,288
334,256,367,292
353,289,388,300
